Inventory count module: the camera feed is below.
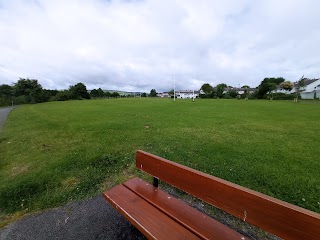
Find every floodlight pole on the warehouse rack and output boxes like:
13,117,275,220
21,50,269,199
193,72,195,102
174,72,176,102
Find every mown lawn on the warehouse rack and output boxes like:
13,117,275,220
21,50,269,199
0,98,319,226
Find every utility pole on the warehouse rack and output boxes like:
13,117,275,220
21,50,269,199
193,72,195,102
174,72,176,102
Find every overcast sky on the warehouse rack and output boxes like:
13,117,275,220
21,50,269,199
0,0,319,92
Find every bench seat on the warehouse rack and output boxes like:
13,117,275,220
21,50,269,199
104,178,245,240
103,150,320,239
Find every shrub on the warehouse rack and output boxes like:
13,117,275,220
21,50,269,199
55,91,70,101
272,93,296,100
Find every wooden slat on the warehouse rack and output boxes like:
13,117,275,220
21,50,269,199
136,150,320,240
103,184,200,240
124,177,246,240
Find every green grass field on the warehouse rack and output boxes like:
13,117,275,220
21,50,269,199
0,98,319,225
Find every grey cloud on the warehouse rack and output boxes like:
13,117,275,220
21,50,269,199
0,0,319,92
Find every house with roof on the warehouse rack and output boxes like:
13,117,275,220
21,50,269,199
298,78,320,99
273,78,320,99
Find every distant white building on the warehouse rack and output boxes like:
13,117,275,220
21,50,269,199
157,92,170,98
157,90,200,99
176,90,199,99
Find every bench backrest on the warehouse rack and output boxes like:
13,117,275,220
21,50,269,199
136,150,320,240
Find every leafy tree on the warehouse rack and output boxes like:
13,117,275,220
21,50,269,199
90,89,98,98
90,88,105,98
96,88,105,98
141,92,147,97
149,89,157,97
280,81,294,91
0,84,13,106
1,80,58,105
200,83,213,95
13,78,44,103
111,92,120,98
241,85,250,88
257,77,285,98
69,82,90,99
38,89,57,102
105,91,112,98
55,90,70,101
227,89,238,98
0,84,13,98
216,83,227,98
209,89,216,98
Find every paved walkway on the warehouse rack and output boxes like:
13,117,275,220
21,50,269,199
0,107,13,131
0,196,145,240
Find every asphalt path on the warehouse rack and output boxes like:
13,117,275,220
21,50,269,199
0,107,145,240
0,107,13,131
0,196,145,240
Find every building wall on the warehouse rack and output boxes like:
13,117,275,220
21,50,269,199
303,79,320,92
300,92,317,99
299,80,320,99
179,93,198,98
177,92,198,98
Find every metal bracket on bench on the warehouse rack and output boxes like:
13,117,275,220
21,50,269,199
153,177,159,188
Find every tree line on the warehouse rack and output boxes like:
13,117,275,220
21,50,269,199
199,77,306,100
0,78,159,107
0,78,95,106
0,77,307,107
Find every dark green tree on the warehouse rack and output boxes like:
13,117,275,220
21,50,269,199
105,91,112,98
257,77,285,98
141,92,147,97
90,89,99,98
0,84,13,98
38,89,57,102
228,89,238,98
149,89,157,97
55,90,70,101
90,88,105,98
69,82,90,99
200,83,213,95
0,84,13,106
96,88,105,98
216,83,227,98
111,92,120,98
13,78,44,103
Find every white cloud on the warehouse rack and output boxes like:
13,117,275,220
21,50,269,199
0,0,319,92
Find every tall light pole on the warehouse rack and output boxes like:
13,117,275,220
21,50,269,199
193,72,195,102
174,72,176,102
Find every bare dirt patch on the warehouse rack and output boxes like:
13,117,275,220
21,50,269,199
11,165,29,177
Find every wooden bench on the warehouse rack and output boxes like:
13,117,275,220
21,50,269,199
103,150,320,239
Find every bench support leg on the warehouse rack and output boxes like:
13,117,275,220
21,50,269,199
153,177,159,188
